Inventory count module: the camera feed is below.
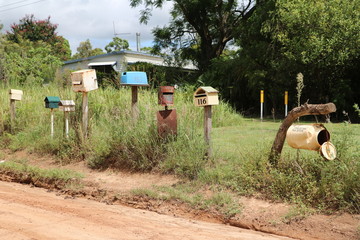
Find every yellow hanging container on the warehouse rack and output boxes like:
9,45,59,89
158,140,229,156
286,124,336,160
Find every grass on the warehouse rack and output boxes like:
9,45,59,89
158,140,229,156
0,159,84,187
0,83,359,214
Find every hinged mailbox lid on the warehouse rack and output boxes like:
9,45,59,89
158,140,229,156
193,86,219,107
320,142,337,160
9,89,23,101
120,71,149,86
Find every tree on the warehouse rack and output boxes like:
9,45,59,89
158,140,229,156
72,39,104,59
130,0,258,72
7,15,71,61
0,38,62,85
105,37,130,53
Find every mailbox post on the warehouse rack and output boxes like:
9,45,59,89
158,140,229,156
59,100,76,138
71,69,98,139
157,86,177,138
44,96,60,137
120,71,149,121
9,89,23,131
194,87,219,157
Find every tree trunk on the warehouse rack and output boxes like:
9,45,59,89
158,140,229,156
269,103,336,166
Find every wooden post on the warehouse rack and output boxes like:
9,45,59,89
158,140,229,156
64,111,69,138
50,108,54,137
269,102,336,166
10,99,16,128
204,105,212,157
284,91,288,117
82,92,88,139
131,86,139,120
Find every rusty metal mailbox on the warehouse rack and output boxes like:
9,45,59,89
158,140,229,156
286,124,336,160
71,69,98,92
158,86,174,107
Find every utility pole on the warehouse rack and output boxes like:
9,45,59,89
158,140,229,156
136,32,140,51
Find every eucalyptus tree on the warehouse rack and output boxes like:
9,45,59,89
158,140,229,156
130,0,259,72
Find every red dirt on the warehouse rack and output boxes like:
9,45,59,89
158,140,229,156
1,150,359,240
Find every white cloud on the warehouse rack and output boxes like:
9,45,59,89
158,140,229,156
0,0,172,54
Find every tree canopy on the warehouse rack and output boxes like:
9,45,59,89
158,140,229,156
105,37,130,53
6,15,71,61
130,0,258,72
72,39,104,59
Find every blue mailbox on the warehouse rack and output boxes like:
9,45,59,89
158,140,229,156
120,71,149,86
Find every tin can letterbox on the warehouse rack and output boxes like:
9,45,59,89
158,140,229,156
194,87,219,107
44,96,60,109
59,100,75,112
9,89,23,101
158,86,175,106
120,71,149,86
286,124,337,160
71,69,98,92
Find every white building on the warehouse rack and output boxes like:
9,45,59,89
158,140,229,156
62,50,166,72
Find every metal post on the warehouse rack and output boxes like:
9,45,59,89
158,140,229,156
65,111,69,138
50,108,54,137
131,86,139,120
204,105,212,157
82,92,88,139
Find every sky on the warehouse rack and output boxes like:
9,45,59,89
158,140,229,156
0,0,172,55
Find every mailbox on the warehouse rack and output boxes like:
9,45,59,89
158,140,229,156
59,100,75,112
44,96,60,109
71,69,98,92
158,86,175,106
286,124,336,160
9,89,23,101
193,86,219,107
120,71,148,86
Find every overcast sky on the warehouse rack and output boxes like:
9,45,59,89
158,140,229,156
0,0,172,55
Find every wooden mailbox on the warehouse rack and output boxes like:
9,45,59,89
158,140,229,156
9,89,23,101
193,87,219,107
71,69,98,92
120,71,149,86
44,96,60,109
59,100,75,112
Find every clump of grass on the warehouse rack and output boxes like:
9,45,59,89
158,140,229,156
0,159,83,183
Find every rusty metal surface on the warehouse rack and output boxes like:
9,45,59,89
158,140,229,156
158,86,175,106
157,109,177,138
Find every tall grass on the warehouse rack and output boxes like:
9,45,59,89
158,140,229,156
0,83,243,179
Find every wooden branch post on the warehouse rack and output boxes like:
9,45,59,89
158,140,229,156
204,105,212,157
82,92,88,139
131,86,139,121
269,103,336,166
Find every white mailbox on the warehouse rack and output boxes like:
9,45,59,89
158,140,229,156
9,89,23,101
59,100,76,112
71,69,98,92
193,87,219,107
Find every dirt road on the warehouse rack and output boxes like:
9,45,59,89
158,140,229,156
0,181,295,240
